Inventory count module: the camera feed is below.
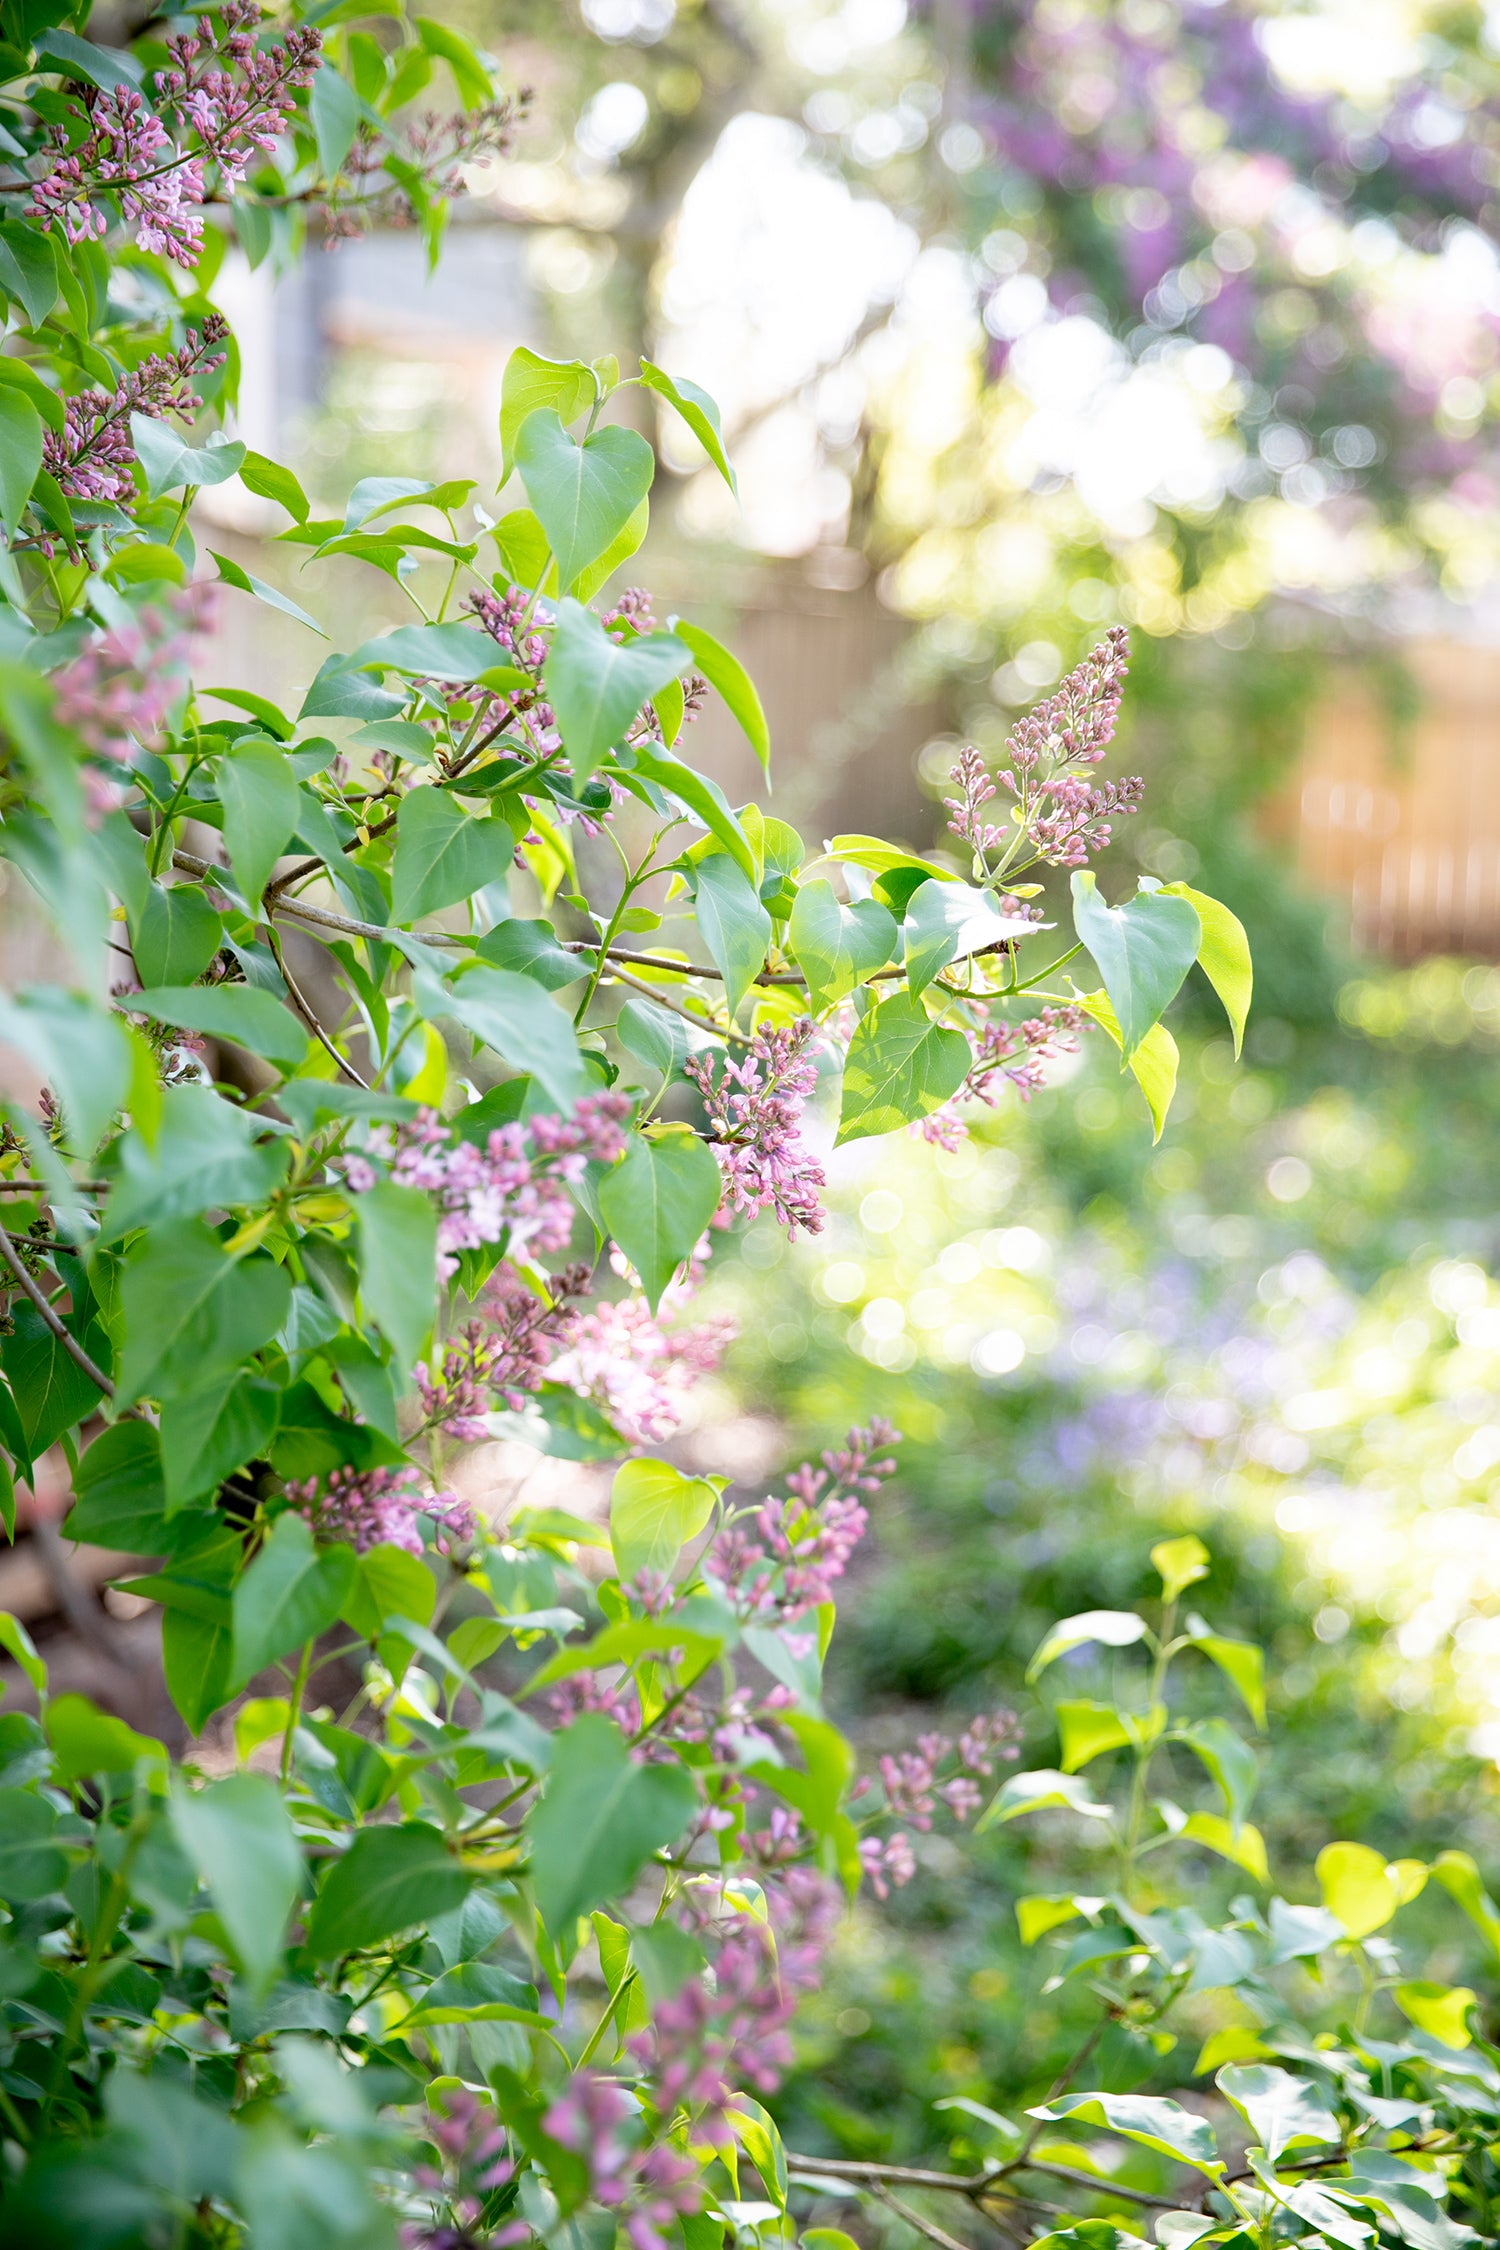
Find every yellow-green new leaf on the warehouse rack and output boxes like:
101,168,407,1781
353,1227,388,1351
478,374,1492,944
1396,1980,1476,2048
1076,988,1179,1142
1162,883,1253,1057
1055,1700,1132,1774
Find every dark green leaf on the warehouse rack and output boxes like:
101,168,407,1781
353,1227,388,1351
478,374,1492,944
441,965,586,1114
128,985,308,1072
597,1125,721,1312
162,1608,236,1733
219,739,302,905
691,853,771,1017
528,1714,697,1934
1,1301,104,1456
68,1422,170,1551
475,919,585,990
406,1960,544,2025
354,1181,436,1370
0,389,42,531
101,1084,291,1239
836,991,969,1144
128,883,223,987
392,791,512,922
230,1513,356,1687
350,621,506,681
0,222,59,328
161,1376,280,1512
617,995,717,1079
299,653,405,723
117,1221,291,1408
172,1772,302,1994
306,1820,472,1956
0,1788,66,1900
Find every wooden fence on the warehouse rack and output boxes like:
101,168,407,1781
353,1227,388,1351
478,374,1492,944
1281,637,1500,959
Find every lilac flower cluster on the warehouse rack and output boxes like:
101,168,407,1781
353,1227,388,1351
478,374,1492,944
416,1262,591,1438
403,2088,523,2250
946,630,1140,875
281,1466,473,1557
54,585,212,815
857,1711,1019,1896
547,1287,733,1447
685,1020,826,1236
464,584,703,812
42,319,228,508
709,1420,898,1623
544,2076,699,2250
627,1866,840,2149
322,98,522,241
917,1005,1092,1149
28,3,321,269
343,1098,630,1282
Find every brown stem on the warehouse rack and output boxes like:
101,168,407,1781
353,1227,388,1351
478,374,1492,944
265,927,371,1089
869,2183,976,2250
0,1229,114,1398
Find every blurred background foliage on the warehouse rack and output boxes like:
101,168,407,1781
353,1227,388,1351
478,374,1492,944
178,0,1500,2190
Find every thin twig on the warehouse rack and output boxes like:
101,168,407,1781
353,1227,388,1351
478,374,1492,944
788,2158,999,2197
0,1179,107,1193
171,847,1031,1002
0,1229,114,1397
870,2183,975,2250
265,927,371,1089
1009,2160,1177,2211
600,962,750,1047
786,2149,1176,2218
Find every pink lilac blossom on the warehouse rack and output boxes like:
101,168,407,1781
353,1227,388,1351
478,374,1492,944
946,630,1140,875
415,1262,591,1439
281,1466,473,1558
914,1005,1091,1145
322,98,522,241
879,1735,950,1831
629,1866,840,2146
403,2088,524,2250
546,1288,733,1447
685,1020,826,1236
42,319,228,510
957,1709,1023,1776
343,1098,629,1281
708,1420,898,1623
28,5,321,269
857,1831,916,1900
54,584,212,791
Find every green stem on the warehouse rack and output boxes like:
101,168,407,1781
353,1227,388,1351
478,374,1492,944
1120,1599,1178,1900
41,1815,148,2121
282,1638,315,1785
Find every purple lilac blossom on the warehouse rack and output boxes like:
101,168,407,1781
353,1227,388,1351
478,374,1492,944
686,1019,827,1235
